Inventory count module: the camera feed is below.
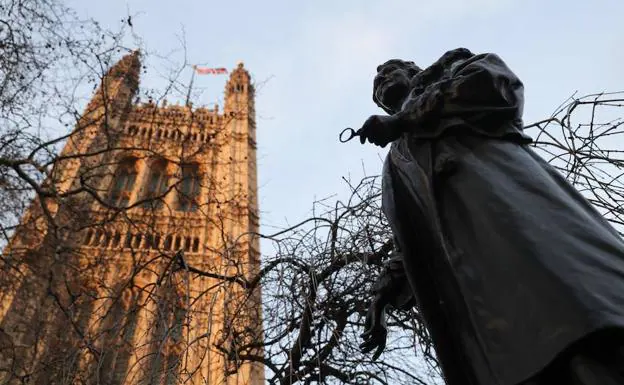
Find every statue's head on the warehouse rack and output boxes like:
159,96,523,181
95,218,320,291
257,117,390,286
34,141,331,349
373,49,475,115
373,59,421,114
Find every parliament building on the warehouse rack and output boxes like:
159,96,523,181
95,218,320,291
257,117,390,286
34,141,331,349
0,51,264,385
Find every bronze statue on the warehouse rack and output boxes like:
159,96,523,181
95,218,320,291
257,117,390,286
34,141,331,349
354,48,624,385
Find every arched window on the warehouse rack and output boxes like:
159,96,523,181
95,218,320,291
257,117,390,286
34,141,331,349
144,233,154,249
109,158,138,207
101,231,111,248
146,286,186,385
124,233,133,248
98,288,140,384
133,234,142,249
111,232,121,248
83,229,94,245
128,126,138,136
166,302,186,381
142,159,169,209
177,164,200,212
164,235,173,250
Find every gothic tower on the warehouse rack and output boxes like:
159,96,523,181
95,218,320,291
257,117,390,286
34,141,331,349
0,52,264,385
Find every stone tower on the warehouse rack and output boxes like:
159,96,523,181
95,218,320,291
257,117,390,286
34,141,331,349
0,52,264,385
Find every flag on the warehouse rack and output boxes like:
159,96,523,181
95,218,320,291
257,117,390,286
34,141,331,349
193,65,228,75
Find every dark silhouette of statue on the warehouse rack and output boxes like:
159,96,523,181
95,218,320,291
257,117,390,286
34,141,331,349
356,48,624,385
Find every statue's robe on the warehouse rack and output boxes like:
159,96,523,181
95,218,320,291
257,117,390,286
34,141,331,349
381,50,624,385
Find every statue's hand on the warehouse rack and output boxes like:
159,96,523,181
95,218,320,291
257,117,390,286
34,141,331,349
359,115,402,148
359,295,388,360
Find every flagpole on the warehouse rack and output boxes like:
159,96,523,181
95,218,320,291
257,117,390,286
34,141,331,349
185,65,196,107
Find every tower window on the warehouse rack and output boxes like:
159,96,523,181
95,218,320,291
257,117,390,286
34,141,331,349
133,234,142,249
164,235,173,250
83,229,94,245
111,232,121,248
142,159,169,209
102,231,111,248
144,233,154,249
177,164,200,212
124,233,133,248
109,158,138,207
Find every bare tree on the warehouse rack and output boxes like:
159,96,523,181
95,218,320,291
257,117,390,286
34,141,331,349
528,91,624,231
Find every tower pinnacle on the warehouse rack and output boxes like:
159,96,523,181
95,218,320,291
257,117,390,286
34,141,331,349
105,49,141,86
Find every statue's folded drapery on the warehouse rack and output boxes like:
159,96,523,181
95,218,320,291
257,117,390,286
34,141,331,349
381,50,624,385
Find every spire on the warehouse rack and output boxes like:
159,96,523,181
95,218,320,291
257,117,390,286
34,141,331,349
82,49,141,121
228,60,250,84
224,61,253,114
105,49,141,86
226,61,249,88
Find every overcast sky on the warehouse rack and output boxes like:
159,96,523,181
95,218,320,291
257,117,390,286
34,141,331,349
68,0,624,232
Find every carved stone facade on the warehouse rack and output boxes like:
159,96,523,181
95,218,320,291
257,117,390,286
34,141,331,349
0,52,264,384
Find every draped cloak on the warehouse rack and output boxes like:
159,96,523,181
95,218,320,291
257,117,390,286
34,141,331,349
380,50,624,385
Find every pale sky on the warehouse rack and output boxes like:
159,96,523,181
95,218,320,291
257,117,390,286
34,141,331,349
68,0,624,232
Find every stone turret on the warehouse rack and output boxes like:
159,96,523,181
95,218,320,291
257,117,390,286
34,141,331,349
84,49,141,123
